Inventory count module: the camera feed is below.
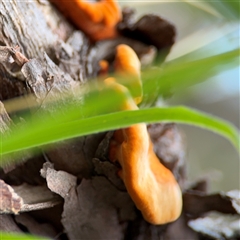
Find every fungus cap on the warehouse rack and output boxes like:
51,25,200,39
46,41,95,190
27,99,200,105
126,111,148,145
50,0,122,42
107,44,182,225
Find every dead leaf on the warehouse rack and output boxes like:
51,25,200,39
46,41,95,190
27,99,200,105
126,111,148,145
13,183,61,212
0,178,61,214
226,190,240,214
45,132,105,178
62,176,136,240
45,139,93,178
0,179,23,214
188,212,240,239
40,162,77,198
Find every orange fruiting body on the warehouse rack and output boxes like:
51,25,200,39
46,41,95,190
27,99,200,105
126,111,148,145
50,0,122,42
105,44,182,225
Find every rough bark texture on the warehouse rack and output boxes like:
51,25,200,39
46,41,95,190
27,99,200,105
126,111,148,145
0,1,239,240
1,0,70,58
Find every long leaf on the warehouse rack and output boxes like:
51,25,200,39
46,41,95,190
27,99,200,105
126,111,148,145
1,49,239,164
182,0,239,20
208,0,240,20
0,232,48,240
1,106,238,158
166,23,238,62
182,0,223,18
142,48,239,105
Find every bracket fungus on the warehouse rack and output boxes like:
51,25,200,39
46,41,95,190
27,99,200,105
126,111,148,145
50,0,122,42
114,44,142,105
104,44,182,225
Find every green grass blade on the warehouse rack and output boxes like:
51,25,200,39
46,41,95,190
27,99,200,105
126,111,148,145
182,0,223,18
1,106,238,158
0,232,49,240
208,0,240,20
1,49,239,164
182,0,239,20
142,49,239,104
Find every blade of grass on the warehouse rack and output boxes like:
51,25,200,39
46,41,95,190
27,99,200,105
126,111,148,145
1,106,238,158
1,49,238,164
142,49,239,104
166,23,238,62
208,0,240,21
182,0,223,18
182,0,239,20
0,232,49,240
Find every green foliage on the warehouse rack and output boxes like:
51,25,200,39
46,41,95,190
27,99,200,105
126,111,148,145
208,0,240,20
142,49,239,104
183,0,240,20
1,106,239,159
0,232,48,240
1,49,239,162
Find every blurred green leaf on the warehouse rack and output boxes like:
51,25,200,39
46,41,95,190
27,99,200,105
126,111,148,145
142,49,239,104
1,49,239,164
182,0,223,18
182,0,239,20
208,0,240,20
166,23,238,62
0,232,48,240
1,106,238,160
